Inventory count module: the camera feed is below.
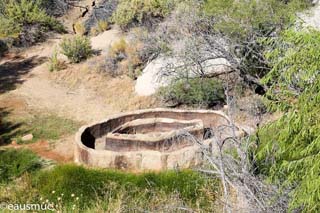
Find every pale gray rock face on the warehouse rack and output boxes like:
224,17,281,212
135,57,230,96
135,57,175,96
299,2,320,30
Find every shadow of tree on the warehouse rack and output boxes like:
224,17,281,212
0,55,47,94
0,108,27,146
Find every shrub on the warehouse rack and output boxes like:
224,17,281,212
33,164,220,210
106,38,143,78
73,21,86,36
0,149,42,183
256,29,320,212
60,36,93,63
90,20,109,36
159,78,225,107
109,38,127,57
0,0,65,46
97,20,109,32
48,49,65,71
112,0,175,29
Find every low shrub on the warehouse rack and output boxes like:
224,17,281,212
48,49,65,72
60,36,93,63
0,149,42,183
112,0,175,29
0,0,65,46
90,20,109,36
97,20,109,33
106,38,143,78
73,21,86,36
159,78,225,107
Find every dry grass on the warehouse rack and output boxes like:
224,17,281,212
51,58,158,114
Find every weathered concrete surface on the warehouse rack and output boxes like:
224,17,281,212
75,108,236,171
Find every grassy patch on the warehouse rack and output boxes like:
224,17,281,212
22,114,80,143
32,164,220,211
0,148,43,183
1,112,81,145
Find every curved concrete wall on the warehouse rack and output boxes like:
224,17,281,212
75,108,232,171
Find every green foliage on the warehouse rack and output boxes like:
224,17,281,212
1,112,80,144
0,16,20,39
48,49,65,72
0,0,64,43
112,0,175,28
256,29,320,212
33,164,220,210
0,149,42,183
262,29,320,111
204,0,310,40
24,114,80,142
159,78,225,107
60,36,93,63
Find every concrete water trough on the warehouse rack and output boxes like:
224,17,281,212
75,108,236,171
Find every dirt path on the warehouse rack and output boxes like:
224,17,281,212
0,27,156,162
1,29,129,123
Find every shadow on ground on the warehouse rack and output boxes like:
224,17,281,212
0,107,27,146
0,55,47,94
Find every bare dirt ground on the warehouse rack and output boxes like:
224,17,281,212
0,26,155,162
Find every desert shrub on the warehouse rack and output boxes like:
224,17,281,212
202,0,311,85
97,20,109,32
48,49,65,72
0,0,64,46
60,36,93,63
73,21,86,36
90,20,109,36
159,78,225,107
33,164,220,210
109,38,127,58
256,29,320,212
112,0,175,29
203,0,310,40
106,38,143,78
0,149,42,183
0,16,20,39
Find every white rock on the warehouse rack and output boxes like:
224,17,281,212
135,57,231,96
135,57,175,96
299,2,320,30
21,134,33,141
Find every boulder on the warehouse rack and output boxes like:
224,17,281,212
135,57,175,96
21,134,33,142
135,57,231,96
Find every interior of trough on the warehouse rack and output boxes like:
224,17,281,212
79,109,230,152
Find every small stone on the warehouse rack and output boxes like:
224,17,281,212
21,134,33,141
11,140,17,145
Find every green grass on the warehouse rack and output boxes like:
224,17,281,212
22,114,81,143
0,148,43,183
32,164,220,211
0,110,81,145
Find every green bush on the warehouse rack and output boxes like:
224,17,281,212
112,0,175,29
33,164,220,210
256,29,320,212
48,49,66,72
0,149,42,183
60,36,93,63
159,78,225,107
203,0,310,40
0,0,65,45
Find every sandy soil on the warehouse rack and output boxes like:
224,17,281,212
0,26,156,162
